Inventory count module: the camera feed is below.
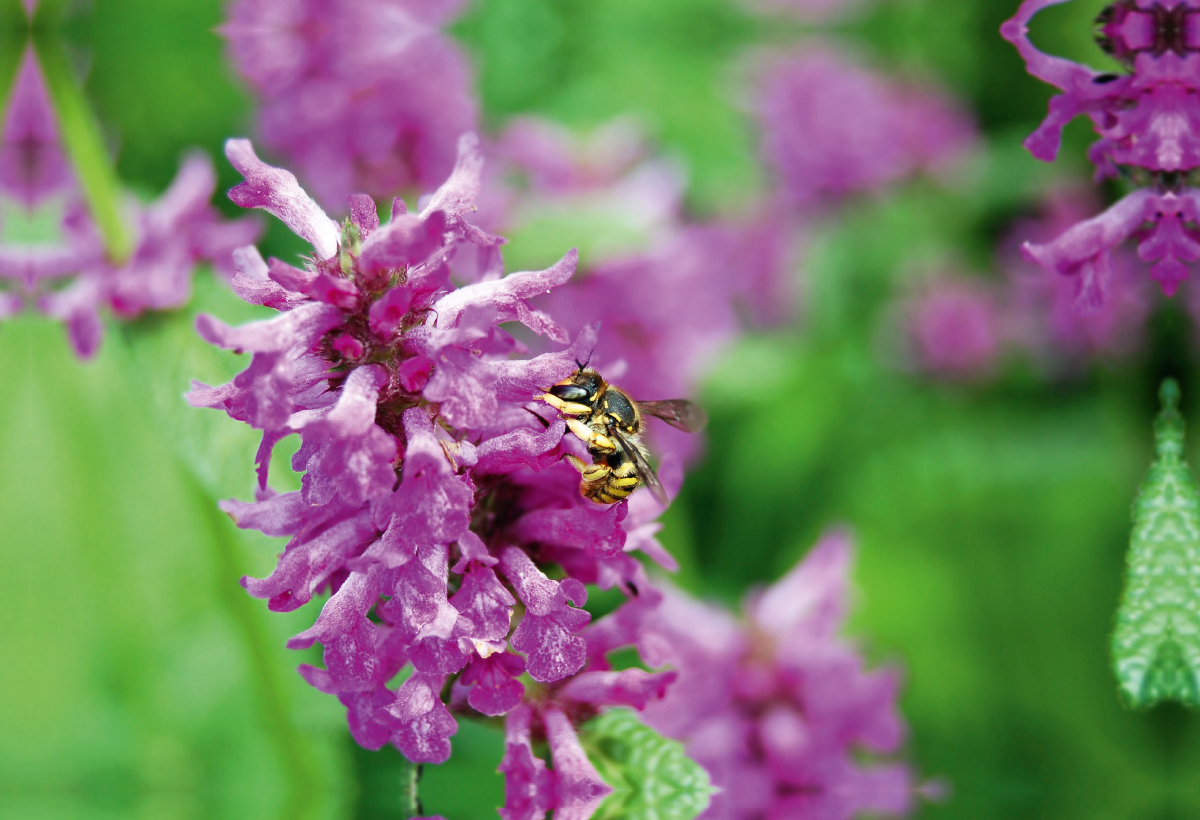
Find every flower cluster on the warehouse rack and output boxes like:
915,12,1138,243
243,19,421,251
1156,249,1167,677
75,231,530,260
887,187,1152,383
190,134,685,813
753,46,976,209
588,530,913,820
221,0,477,211
1002,0,1200,302
0,48,257,357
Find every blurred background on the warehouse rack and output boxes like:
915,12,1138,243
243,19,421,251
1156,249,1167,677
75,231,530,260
5,0,1200,817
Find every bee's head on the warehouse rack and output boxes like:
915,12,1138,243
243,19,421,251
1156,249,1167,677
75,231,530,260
550,368,603,403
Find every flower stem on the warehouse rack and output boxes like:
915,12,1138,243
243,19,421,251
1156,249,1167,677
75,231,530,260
399,760,421,819
32,30,132,262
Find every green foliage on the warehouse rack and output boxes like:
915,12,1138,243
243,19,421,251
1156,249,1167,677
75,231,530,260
34,33,132,261
1113,379,1200,707
580,709,713,820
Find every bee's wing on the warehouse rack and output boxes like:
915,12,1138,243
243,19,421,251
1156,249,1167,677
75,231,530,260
637,399,708,433
609,425,670,506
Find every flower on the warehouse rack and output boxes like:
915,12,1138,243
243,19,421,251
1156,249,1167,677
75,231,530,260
1002,0,1200,298
1001,188,1152,365
600,533,907,820
589,530,914,820
191,133,684,780
898,274,1002,382
0,48,258,357
0,49,71,207
221,0,478,210
752,46,976,208
478,116,792,462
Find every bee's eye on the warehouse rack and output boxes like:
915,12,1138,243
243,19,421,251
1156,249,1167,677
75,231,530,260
550,384,592,401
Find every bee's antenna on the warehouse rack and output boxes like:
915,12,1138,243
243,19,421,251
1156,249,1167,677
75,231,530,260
524,406,552,429
575,348,594,372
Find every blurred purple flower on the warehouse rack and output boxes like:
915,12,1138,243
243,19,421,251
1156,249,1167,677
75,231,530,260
192,134,683,784
1001,188,1152,365
899,275,1002,382
221,0,478,211
589,530,914,820
481,116,793,462
0,48,258,357
753,46,976,207
0,50,71,207
1002,0,1200,298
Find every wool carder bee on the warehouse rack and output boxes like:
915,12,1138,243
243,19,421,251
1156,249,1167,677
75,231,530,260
541,367,707,505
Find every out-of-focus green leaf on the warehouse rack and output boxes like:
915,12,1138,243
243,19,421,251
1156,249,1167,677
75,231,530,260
33,32,132,261
581,709,713,820
1113,379,1200,707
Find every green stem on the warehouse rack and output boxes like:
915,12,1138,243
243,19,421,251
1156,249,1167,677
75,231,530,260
32,30,132,262
399,759,421,819
188,474,324,820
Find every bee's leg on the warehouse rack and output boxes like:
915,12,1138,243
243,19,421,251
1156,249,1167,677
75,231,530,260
564,418,617,452
598,459,640,503
565,453,610,484
565,454,617,504
541,393,593,417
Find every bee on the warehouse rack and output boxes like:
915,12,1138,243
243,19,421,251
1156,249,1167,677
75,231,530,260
540,367,707,505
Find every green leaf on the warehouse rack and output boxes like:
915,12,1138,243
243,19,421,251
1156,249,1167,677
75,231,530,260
579,709,713,820
33,30,133,262
1113,378,1200,707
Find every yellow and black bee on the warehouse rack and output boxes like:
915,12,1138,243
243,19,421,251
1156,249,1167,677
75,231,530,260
541,367,707,505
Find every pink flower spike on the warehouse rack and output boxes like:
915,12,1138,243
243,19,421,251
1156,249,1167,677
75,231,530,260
544,708,613,820
225,138,340,259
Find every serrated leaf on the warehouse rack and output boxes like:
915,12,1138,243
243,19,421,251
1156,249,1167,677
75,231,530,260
1113,378,1200,707
579,709,713,820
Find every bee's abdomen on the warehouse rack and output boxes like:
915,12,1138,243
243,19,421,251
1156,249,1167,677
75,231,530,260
601,388,639,433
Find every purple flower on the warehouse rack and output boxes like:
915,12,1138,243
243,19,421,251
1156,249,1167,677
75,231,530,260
753,46,976,207
1001,188,1152,365
1002,0,1200,298
897,273,1003,382
0,48,259,357
0,50,71,207
221,0,478,210
193,133,684,782
482,116,791,463
601,530,914,820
